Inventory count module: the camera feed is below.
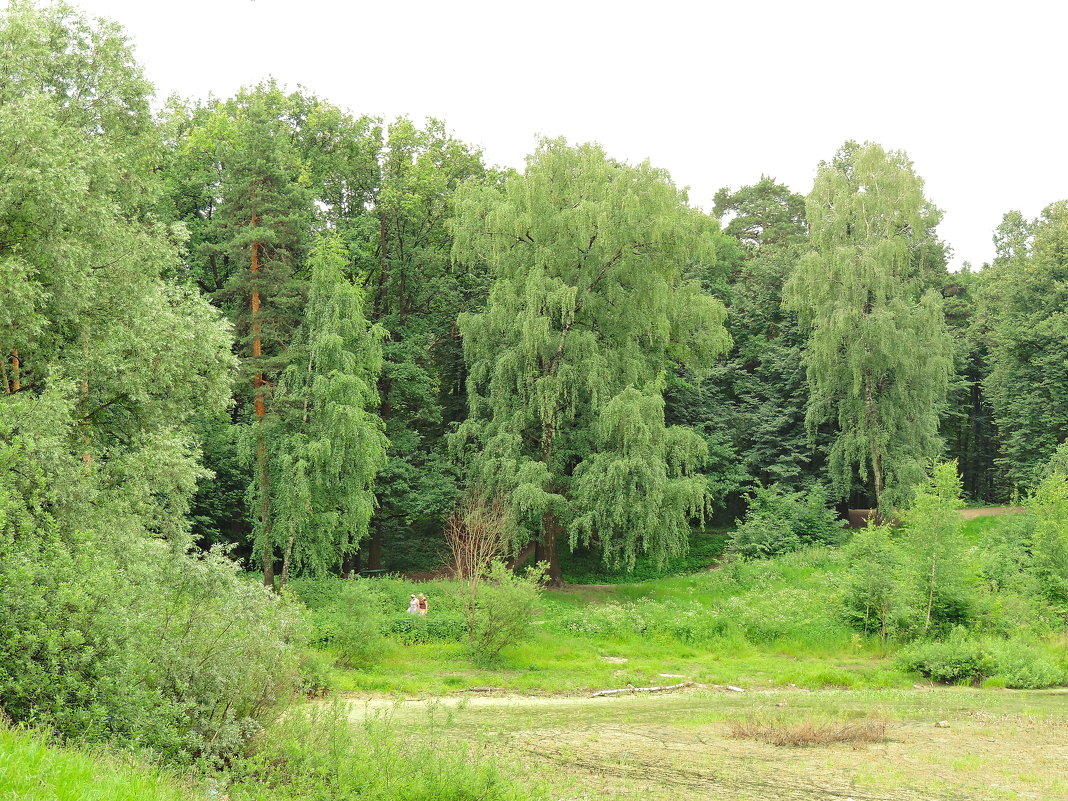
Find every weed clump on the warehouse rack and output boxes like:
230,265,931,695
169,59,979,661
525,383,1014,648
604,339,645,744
728,715,888,748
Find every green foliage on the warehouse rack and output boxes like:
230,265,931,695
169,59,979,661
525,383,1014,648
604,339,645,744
302,579,389,669
712,175,807,253
460,560,546,662
1028,473,1068,610
895,629,993,684
978,202,1068,489
268,233,388,584
841,524,906,642
546,546,855,652
360,119,489,570
938,266,1002,502
560,528,730,584
0,529,305,763
729,484,842,559
897,630,1065,688
784,141,951,508
383,613,468,644
982,639,1067,689
452,139,730,578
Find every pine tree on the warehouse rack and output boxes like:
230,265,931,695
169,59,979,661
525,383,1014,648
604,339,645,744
451,139,730,583
180,84,314,585
784,142,952,510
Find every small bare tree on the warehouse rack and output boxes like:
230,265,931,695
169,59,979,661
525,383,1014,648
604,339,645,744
444,495,510,580
444,495,544,662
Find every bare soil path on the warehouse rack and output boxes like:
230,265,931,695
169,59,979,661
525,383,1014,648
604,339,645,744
343,687,1068,800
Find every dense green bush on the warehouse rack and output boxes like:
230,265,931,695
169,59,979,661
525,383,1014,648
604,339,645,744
984,640,1066,689
896,629,1066,688
0,529,304,764
383,612,467,644
896,630,993,684
302,580,388,668
461,561,546,662
729,484,842,559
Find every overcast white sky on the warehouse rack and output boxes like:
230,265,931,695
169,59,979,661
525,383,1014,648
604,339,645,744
71,0,1068,269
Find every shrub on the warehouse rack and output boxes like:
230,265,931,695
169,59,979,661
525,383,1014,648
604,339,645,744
896,629,993,684
383,613,467,644
461,560,546,663
841,525,906,644
0,530,304,764
306,580,389,669
985,640,1066,689
729,484,842,559
898,631,1066,689
1029,474,1068,609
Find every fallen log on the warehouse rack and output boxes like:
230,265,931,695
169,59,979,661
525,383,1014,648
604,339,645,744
591,681,692,697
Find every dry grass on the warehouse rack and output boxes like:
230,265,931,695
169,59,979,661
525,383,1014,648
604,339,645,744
728,715,889,748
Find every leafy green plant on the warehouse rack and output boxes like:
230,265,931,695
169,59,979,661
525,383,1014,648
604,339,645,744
729,484,841,559
0,530,304,764
984,640,1066,689
896,629,993,684
461,560,547,663
841,524,906,644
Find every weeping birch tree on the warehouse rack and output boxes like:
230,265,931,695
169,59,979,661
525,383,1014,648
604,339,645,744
451,139,730,584
784,142,951,510
267,234,388,587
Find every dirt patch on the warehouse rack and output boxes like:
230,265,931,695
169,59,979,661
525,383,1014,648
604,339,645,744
343,688,1068,800
959,506,1027,520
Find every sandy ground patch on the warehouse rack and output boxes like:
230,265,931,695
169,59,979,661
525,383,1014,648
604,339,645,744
343,688,1068,801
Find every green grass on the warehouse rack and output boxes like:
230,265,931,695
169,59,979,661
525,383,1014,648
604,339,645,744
558,528,731,583
0,726,200,801
312,545,918,695
343,686,1068,801
303,511,1066,698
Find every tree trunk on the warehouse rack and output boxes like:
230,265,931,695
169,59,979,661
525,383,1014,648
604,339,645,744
924,556,936,634
872,451,885,513
368,519,383,570
9,349,19,392
280,532,295,590
539,511,564,587
261,542,275,590
250,224,274,590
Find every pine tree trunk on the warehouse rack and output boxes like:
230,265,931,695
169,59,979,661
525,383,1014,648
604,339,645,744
250,224,274,590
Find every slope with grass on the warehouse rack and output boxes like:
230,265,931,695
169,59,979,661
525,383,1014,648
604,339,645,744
0,726,201,801
302,514,1066,697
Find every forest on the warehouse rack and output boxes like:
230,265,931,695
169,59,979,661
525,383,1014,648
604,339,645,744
2,3,1067,800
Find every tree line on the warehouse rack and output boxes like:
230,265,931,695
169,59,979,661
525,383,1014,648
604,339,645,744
3,1,1067,587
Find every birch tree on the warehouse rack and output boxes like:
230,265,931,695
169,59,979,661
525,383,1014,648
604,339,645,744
784,142,951,509
451,139,730,583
